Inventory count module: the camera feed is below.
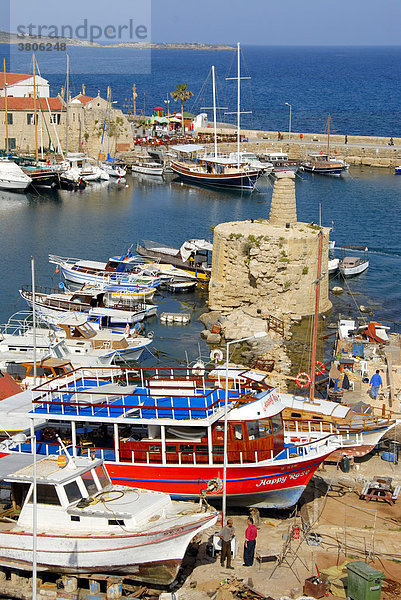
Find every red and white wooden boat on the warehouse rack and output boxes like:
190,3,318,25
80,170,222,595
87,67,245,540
0,366,340,510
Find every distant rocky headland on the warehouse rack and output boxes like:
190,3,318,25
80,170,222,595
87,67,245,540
0,31,233,50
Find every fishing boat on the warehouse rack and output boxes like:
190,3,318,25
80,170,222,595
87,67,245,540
0,365,340,510
0,453,217,584
339,246,369,277
20,285,158,332
167,281,198,293
136,239,212,281
0,159,32,191
131,156,164,176
300,115,349,176
49,252,161,289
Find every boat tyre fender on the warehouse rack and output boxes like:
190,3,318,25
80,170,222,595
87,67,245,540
339,455,350,473
295,372,311,389
315,361,325,375
210,348,224,362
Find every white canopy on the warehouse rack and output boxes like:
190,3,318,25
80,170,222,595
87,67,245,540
179,239,213,262
170,144,204,154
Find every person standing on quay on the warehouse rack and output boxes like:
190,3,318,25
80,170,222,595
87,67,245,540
369,369,383,399
243,516,257,566
218,518,235,569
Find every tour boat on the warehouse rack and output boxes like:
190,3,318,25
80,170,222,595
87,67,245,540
339,246,369,277
20,285,157,333
136,238,212,281
0,453,217,584
171,155,261,190
0,365,340,510
207,365,396,461
0,159,32,191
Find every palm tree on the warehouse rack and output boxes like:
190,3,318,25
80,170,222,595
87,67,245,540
170,83,193,134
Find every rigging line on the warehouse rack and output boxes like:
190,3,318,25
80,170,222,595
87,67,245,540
190,68,212,114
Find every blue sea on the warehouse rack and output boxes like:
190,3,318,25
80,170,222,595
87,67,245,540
0,45,400,367
3,45,401,137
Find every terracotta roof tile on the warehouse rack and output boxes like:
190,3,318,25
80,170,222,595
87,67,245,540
0,97,65,111
0,73,33,87
74,94,95,105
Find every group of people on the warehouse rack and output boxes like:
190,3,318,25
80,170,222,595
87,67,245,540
218,516,258,569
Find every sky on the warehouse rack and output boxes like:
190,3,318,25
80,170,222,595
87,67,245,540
1,0,401,46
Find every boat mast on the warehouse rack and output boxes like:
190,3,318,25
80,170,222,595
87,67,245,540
32,54,39,161
31,256,37,387
327,113,331,156
3,59,8,154
236,42,240,169
65,54,69,155
309,230,323,402
211,65,218,158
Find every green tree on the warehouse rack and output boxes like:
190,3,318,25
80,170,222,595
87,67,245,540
170,83,193,134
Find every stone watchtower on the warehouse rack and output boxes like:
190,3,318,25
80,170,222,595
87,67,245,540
208,172,332,318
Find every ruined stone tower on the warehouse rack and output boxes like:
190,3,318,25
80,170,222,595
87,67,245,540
208,173,332,318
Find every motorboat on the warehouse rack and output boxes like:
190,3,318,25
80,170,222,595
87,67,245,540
0,159,32,191
228,151,271,174
136,238,212,281
62,153,103,182
20,285,158,333
339,246,369,277
395,165,401,174
167,281,197,293
259,151,298,175
0,453,217,584
0,365,341,510
328,257,340,275
131,156,164,176
100,156,127,178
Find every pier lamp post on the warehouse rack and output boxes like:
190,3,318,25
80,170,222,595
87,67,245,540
222,331,267,524
285,102,292,140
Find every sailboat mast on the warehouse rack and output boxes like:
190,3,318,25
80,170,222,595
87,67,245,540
327,113,331,156
309,230,323,402
32,54,39,161
237,42,240,169
211,65,218,158
3,59,8,153
66,54,69,155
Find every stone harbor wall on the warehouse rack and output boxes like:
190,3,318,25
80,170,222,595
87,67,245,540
208,173,332,320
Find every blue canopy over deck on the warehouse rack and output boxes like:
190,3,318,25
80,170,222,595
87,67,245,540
30,380,249,424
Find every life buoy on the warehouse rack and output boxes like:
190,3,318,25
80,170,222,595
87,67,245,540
295,372,311,388
210,348,224,362
316,361,325,375
320,150,324,155
43,427,57,441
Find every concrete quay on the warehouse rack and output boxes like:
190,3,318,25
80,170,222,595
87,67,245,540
197,127,401,168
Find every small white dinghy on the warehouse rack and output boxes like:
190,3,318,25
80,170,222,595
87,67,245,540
339,246,369,277
0,453,217,584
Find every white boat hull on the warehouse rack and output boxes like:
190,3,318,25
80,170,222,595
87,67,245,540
132,164,164,176
339,260,369,277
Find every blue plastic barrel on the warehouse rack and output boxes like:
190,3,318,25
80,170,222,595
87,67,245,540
381,451,396,462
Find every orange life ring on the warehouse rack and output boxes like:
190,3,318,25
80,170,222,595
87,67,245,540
295,372,311,388
316,361,325,375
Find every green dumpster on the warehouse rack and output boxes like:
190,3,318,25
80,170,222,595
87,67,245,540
346,561,385,600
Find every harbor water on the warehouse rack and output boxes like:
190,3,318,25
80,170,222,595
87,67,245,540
0,166,400,369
